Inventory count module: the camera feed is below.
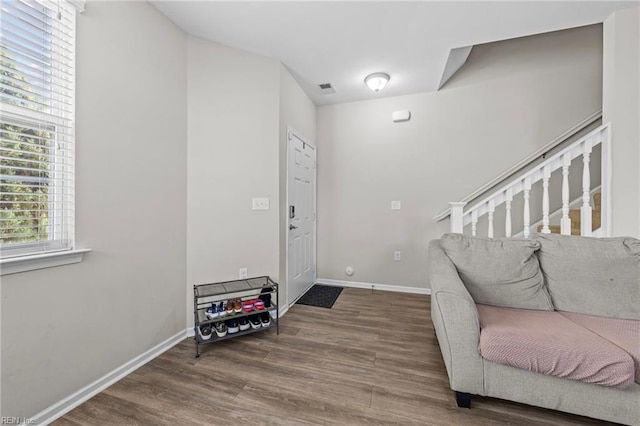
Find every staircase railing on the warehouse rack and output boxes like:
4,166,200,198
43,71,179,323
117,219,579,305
448,123,611,238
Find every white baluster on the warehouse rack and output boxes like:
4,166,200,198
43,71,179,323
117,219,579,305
471,210,478,237
505,188,513,237
523,177,532,238
449,202,467,234
561,153,571,235
487,200,495,239
600,125,612,237
581,141,593,236
541,165,551,234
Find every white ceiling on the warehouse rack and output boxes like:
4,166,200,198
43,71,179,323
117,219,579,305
151,1,638,105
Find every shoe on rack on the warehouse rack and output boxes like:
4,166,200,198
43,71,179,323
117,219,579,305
260,312,271,328
239,317,250,331
249,315,262,330
205,303,219,319
218,301,227,317
233,299,242,313
226,319,239,334
242,300,254,313
259,289,272,307
214,321,227,337
198,323,213,341
253,299,265,310
225,300,234,315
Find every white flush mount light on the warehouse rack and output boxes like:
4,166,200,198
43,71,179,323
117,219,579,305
364,72,390,92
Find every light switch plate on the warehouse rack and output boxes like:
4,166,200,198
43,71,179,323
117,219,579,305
252,198,270,210
239,268,248,279
391,201,401,210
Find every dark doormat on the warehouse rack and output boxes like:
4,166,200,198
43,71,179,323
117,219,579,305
296,284,343,308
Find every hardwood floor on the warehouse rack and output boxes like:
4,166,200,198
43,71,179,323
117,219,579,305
55,288,615,425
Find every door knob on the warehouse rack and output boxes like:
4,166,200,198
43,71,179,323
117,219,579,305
289,224,298,230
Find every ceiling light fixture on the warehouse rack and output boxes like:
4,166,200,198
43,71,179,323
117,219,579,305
364,72,390,92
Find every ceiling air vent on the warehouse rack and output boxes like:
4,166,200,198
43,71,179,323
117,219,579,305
318,83,336,94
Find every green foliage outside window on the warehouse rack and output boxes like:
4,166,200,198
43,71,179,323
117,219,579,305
1,50,52,245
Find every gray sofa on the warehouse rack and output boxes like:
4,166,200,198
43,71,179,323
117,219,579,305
428,233,640,425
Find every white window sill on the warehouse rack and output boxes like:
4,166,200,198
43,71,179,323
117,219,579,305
0,249,91,276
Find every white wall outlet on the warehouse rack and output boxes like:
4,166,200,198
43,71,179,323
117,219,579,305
394,251,401,261
252,198,270,210
239,268,248,279
391,201,401,210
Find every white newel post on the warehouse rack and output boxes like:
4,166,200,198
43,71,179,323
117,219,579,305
581,140,593,236
600,124,612,237
449,202,467,234
561,153,571,235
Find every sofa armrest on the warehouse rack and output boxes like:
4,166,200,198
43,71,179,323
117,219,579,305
428,239,484,395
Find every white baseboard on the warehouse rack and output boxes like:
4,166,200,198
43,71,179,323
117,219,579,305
27,328,189,426
316,278,431,295
278,304,290,317
28,299,295,425
27,279,418,425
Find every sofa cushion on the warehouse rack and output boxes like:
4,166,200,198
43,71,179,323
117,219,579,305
536,234,640,320
440,234,553,310
560,311,640,384
477,304,635,389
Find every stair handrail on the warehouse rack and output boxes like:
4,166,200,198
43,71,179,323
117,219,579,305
433,110,602,222
447,122,611,238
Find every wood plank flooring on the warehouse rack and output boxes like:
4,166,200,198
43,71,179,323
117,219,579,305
55,288,615,425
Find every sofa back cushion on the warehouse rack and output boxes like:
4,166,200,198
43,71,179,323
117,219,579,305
440,234,553,310
536,234,640,320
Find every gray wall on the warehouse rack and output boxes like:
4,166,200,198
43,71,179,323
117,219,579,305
186,37,280,324
1,1,187,418
278,65,317,306
603,7,640,238
316,25,603,288
186,41,317,321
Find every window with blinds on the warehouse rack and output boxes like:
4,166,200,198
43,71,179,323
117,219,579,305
1,0,77,258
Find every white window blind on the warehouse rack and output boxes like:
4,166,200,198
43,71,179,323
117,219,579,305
1,0,77,258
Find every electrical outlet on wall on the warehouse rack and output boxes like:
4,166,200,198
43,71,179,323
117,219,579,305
391,201,401,210
394,251,401,261
239,268,248,279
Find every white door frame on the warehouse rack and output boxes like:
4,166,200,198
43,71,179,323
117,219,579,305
285,126,317,307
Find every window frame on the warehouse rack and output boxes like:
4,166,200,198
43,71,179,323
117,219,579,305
0,0,88,273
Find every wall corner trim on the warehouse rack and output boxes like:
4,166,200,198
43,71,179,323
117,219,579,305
25,329,188,425
316,278,431,295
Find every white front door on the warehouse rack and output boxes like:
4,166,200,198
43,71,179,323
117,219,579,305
287,128,316,306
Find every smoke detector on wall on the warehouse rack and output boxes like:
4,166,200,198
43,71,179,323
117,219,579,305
392,110,411,123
